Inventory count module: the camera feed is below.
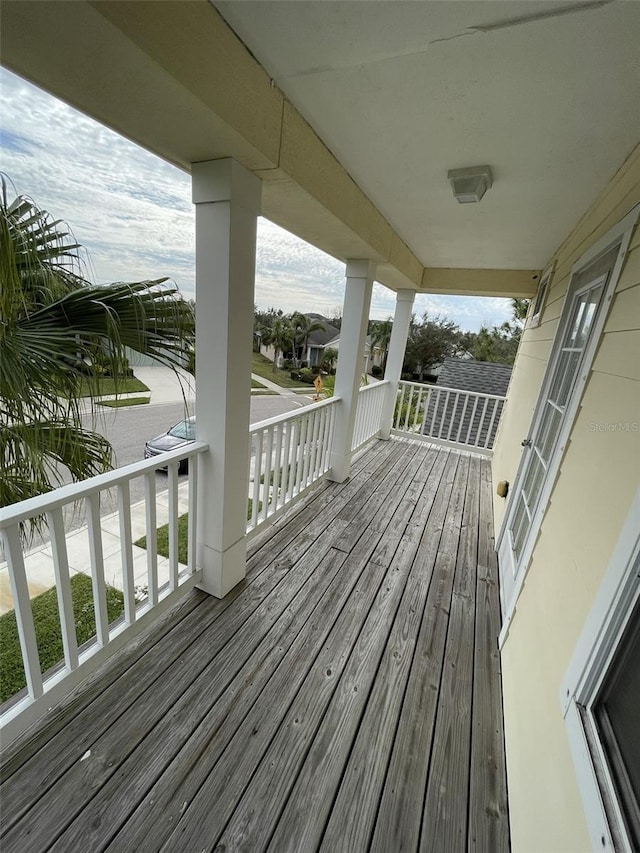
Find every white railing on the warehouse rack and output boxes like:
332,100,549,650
247,397,339,533
393,381,506,455
0,441,207,744
351,380,389,452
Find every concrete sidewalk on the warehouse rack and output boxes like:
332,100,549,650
0,482,191,616
0,367,309,615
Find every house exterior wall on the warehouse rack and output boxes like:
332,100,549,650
491,145,640,852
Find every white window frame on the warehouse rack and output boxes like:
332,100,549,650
561,489,640,853
497,204,639,641
527,261,555,329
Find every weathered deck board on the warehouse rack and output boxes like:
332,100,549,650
0,438,510,853
468,459,510,852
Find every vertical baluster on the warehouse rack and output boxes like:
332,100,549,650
309,406,323,480
316,407,327,474
286,419,299,502
446,393,460,441
429,388,439,436
251,430,263,526
352,395,361,450
144,472,158,606
437,391,451,438
318,407,329,472
363,389,371,442
395,383,406,430
118,481,136,624
456,394,470,443
413,386,424,431
476,397,490,448
281,421,293,505
86,493,109,645
188,455,198,573
272,423,284,512
327,402,338,470
484,399,499,448
465,395,480,446
295,415,308,494
302,410,315,487
47,508,79,671
168,462,180,589
3,525,43,699
261,427,273,521
402,384,413,431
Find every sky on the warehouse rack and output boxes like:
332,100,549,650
0,67,513,331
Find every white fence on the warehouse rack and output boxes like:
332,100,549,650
393,381,506,454
351,380,389,452
0,442,207,743
247,397,339,533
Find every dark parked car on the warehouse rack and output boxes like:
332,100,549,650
144,416,195,473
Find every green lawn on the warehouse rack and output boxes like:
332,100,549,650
135,500,261,564
251,352,304,389
77,376,150,397
98,396,150,408
0,574,124,703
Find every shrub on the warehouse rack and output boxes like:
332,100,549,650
298,368,315,385
371,365,384,378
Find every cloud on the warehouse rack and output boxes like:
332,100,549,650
0,67,513,331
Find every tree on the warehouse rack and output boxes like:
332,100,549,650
322,346,339,373
0,180,195,508
290,312,326,366
403,313,462,379
260,317,293,372
466,298,529,364
369,318,393,372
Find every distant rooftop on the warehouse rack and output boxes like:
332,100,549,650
436,358,513,398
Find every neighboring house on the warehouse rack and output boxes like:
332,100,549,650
299,319,340,366
259,317,339,367
321,333,383,374
422,358,512,447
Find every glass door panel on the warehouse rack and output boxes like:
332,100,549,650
500,246,618,599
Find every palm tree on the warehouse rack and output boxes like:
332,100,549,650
261,317,293,372
322,346,339,373
290,312,326,367
0,179,195,509
370,318,393,372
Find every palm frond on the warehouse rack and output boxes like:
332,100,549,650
1,176,196,508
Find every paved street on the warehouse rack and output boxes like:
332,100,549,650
86,393,311,472
72,393,314,521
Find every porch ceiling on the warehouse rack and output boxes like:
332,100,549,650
2,1,639,296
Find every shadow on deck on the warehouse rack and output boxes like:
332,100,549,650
0,437,509,852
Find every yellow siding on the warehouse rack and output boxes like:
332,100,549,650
492,144,640,852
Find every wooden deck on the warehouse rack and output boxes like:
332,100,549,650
0,437,509,852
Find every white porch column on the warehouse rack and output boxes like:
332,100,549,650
329,259,376,482
379,289,416,439
192,159,261,598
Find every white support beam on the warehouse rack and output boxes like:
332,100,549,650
380,289,416,440
192,159,261,598
329,259,376,482
421,267,539,298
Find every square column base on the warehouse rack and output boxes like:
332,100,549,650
197,537,247,599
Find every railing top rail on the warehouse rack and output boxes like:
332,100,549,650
358,379,391,393
397,380,506,402
0,442,209,529
249,395,339,433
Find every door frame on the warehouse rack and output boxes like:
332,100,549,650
561,489,640,853
497,204,639,638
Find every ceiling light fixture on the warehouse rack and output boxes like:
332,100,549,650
448,165,493,204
